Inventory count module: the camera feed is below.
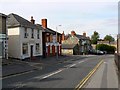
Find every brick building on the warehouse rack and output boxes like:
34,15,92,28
41,19,62,58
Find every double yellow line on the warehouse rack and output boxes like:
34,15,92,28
75,60,104,90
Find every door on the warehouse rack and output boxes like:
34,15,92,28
30,45,33,58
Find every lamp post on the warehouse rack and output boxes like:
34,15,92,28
56,25,61,59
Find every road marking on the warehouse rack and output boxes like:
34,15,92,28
75,60,104,90
78,61,84,64
42,69,63,79
69,64,76,68
2,70,33,80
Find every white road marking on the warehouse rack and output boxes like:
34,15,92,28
78,61,84,64
69,64,76,68
42,69,63,79
2,70,33,80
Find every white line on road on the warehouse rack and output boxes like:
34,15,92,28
69,64,76,68
42,69,63,79
78,61,84,64
2,70,33,80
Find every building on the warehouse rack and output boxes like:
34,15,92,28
0,13,8,59
62,44,79,55
62,31,91,55
41,19,62,58
7,13,43,60
117,34,120,53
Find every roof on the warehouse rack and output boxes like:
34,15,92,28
76,34,89,40
62,44,76,49
7,13,42,30
0,13,7,17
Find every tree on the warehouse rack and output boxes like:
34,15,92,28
104,35,115,43
91,31,100,44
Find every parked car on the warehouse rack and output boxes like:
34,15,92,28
88,49,104,55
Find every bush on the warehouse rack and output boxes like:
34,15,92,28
96,44,116,54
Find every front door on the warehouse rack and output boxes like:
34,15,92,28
30,45,33,58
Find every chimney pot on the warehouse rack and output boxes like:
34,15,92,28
30,16,35,24
83,32,86,37
71,31,76,36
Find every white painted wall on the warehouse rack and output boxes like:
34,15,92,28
20,27,43,59
8,27,21,58
8,26,43,59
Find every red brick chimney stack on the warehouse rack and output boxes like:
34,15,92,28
41,19,47,29
83,32,86,37
31,16,35,24
71,31,76,36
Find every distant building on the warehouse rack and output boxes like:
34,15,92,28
97,41,110,45
0,13,8,59
62,31,91,55
7,13,43,60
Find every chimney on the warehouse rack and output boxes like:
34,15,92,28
83,32,86,37
30,16,35,24
62,31,65,41
71,31,76,36
41,19,47,29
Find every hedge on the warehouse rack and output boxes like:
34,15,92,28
96,44,116,54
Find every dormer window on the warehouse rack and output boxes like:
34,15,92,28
31,29,34,38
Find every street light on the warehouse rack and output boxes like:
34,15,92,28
56,25,62,59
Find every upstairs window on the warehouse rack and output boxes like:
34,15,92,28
37,30,40,39
31,29,34,38
24,28,27,38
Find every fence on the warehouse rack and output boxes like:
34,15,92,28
114,53,120,73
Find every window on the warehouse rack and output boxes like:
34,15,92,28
37,30,40,39
24,28,27,38
36,43,40,53
22,43,28,55
31,29,34,38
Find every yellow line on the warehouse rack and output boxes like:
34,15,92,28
75,60,104,90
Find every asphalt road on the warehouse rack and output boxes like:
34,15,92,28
2,55,114,89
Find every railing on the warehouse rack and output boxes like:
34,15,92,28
114,53,120,72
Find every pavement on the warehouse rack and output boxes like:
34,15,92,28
2,55,86,77
83,55,119,89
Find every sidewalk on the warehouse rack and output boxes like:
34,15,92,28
84,58,119,88
2,55,85,77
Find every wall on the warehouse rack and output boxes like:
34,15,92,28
8,27,21,58
20,27,43,59
62,49,73,55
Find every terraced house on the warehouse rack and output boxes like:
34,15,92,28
7,13,43,60
41,19,62,58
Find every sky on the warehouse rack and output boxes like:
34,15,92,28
0,0,119,39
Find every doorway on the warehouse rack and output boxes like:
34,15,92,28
30,45,33,58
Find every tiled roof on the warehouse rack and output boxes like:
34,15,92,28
7,13,42,30
62,44,76,49
76,34,89,40
0,13,7,17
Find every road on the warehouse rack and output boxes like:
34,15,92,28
2,55,115,89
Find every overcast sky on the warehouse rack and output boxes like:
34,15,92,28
0,0,119,39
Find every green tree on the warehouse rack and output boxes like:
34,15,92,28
104,35,115,43
91,31,100,44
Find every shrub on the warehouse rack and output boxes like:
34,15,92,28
96,44,116,54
